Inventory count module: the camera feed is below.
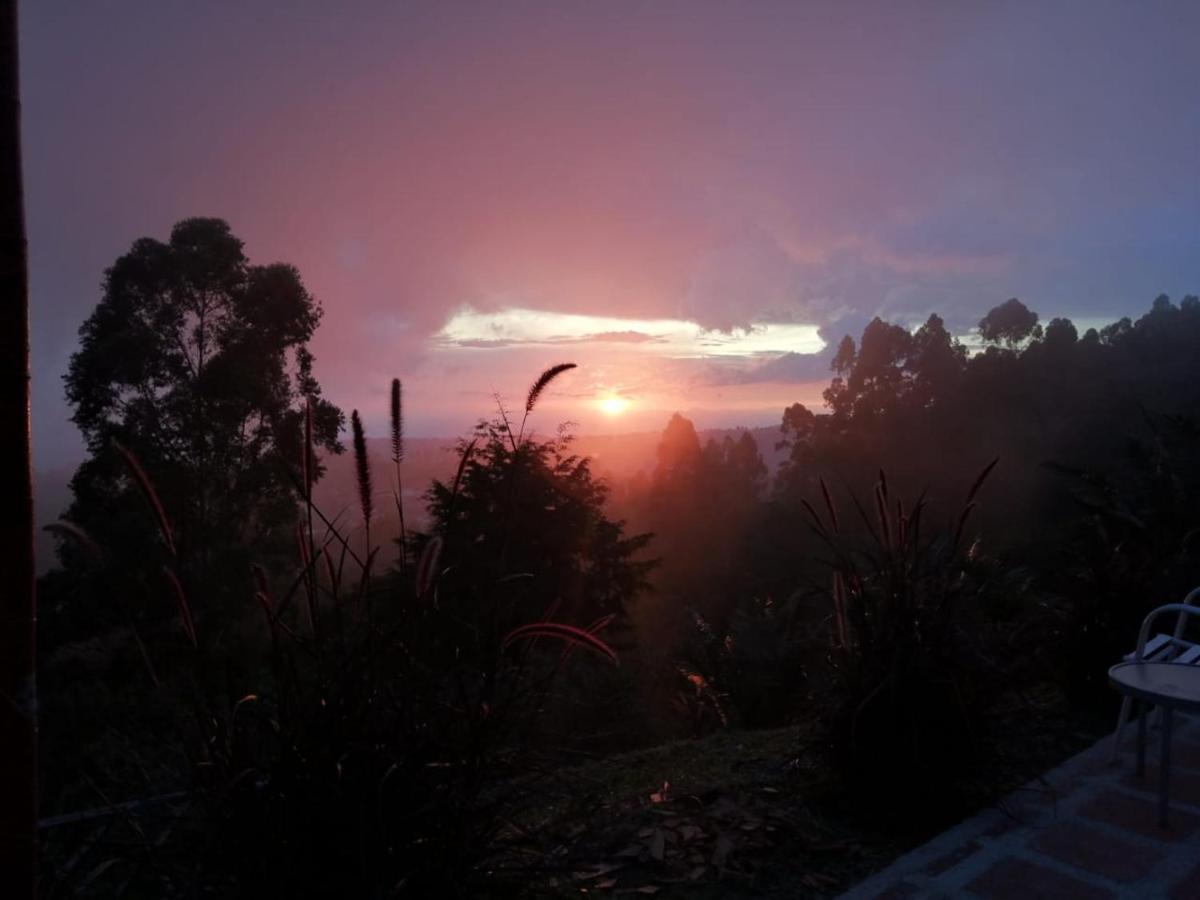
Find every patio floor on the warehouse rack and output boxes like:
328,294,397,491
838,714,1200,900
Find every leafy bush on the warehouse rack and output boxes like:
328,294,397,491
675,595,808,733
1042,411,1200,706
804,464,1007,822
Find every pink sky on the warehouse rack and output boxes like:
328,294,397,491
23,2,1200,466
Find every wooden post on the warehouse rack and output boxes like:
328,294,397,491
0,0,37,895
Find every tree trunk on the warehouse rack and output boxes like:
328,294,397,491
0,0,37,895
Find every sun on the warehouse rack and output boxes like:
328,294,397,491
598,394,631,417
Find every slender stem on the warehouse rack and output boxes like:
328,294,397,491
394,457,407,574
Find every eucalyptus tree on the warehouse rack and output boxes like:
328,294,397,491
60,218,343,616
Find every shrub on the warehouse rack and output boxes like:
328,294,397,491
1042,411,1200,707
674,595,808,733
805,464,1006,823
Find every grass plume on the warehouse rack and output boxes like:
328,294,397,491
954,458,999,550
302,398,314,504
112,439,177,557
416,535,443,598
44,520,102,562
518,362,577,446
966,457,1000,505
503,621,618,665
162,566,197,647
819,476,840,534
525,362,577,415
389,378,404,465
390,377,408,567
442,437,479,538
350,409,373,543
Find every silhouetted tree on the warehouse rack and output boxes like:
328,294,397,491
824,319,913,423
57,218,344,622
638,415,769,632
1041,316,1079,350
424,419,653,630
908,313,967,407
769,293,1200,711
779,401,817,448
654,412,703,484
978,297,1041,347
719,431,768,498
774,402,821,499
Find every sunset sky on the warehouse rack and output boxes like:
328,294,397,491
23,1,1200,469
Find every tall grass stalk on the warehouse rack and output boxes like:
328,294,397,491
518,362,576,447
390,377,408,570
112,439,176,557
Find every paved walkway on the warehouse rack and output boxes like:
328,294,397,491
839,714,1200,899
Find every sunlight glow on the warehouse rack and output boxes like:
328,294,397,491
598,394,631,416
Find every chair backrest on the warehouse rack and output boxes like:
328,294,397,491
1172,586,1200,641
1135,586,1200,659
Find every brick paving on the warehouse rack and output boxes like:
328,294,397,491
839,715,1200,900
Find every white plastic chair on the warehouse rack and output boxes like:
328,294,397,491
1111,586,1200,762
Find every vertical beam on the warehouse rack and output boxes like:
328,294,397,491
0,0,36,895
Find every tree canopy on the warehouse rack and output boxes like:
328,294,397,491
57,218,343,618
424,417,654,631
773,294,1200,551
978,297,1041,347
820,313,967,429
629,415,770,634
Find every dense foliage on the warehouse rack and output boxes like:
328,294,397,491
619,293,1200,812
51,219,343,634
38,284,1200,893
40,364,661,896
425,417,654,632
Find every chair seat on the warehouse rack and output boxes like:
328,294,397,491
1175,645,1200,665
1123,633,1200,664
